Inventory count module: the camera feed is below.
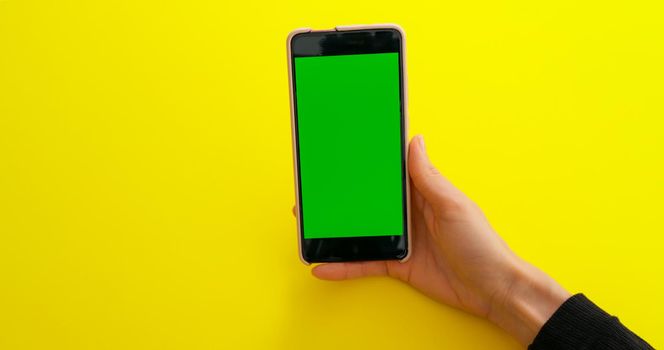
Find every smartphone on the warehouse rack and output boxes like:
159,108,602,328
287,24,411,264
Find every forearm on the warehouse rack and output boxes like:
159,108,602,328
487,258,571,346
486,259,653,349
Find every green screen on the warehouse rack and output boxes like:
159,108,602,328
294,52,404,239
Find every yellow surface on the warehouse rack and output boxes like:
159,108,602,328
1,0,662,349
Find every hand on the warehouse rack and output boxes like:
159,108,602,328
297,135,570,345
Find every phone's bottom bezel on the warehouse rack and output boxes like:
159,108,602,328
301,235,408,263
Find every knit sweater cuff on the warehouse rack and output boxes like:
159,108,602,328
528,293,652,350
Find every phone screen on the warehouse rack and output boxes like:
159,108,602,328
293,52,405,239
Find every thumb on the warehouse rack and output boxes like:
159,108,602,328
408,135,465,208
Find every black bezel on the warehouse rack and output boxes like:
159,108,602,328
290,28,408,263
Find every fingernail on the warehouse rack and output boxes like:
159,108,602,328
418,135,426,152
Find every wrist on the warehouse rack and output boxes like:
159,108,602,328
487,258,571,345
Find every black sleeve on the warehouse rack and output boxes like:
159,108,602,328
528,293,653,350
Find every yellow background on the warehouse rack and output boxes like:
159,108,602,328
1,0,662,349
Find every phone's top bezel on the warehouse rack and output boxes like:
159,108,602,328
288,25,410,264
290,28,402,57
